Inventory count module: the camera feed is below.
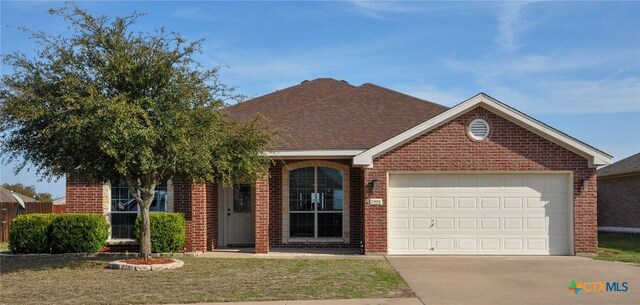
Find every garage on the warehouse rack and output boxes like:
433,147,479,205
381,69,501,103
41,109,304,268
388,173,572,255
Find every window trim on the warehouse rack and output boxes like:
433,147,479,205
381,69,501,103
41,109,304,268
282,160,350,244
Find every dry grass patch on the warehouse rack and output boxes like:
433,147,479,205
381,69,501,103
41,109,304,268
0,256,413,304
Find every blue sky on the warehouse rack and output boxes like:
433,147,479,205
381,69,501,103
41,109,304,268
1,1,639,198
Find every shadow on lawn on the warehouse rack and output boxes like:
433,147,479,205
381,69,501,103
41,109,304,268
599,232,640,252
0,256,123,274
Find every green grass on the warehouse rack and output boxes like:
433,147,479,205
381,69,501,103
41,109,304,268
594,232,640,265
0,256,413,304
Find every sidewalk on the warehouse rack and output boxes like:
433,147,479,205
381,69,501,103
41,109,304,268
167,298,422,305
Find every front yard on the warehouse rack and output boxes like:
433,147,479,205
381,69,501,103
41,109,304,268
595,232,640,265
0,256,413,305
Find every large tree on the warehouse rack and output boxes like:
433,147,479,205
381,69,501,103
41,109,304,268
0,4,274,258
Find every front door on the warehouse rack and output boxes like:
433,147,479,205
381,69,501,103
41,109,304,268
223,184,255,246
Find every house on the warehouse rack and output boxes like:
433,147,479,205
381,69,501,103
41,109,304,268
597,152,640,232
0,186,36,206
65,78,612,255
52,197,66,205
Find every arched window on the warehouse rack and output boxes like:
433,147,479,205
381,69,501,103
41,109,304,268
283,161,350,242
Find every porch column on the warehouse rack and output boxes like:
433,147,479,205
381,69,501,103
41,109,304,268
173,181,207,252
255,175,270,253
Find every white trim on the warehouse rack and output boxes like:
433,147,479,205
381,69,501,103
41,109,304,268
265,149,366,159
598,227,640,234
468,118,490,140
353,93,612,168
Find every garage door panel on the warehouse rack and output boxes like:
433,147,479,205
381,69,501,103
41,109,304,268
458,218,477,229
503,197,523,209
389,197,409,209
458,197,477,209
434,197,454,209
480,197,500,209
388,173,571,255
412,197,431,209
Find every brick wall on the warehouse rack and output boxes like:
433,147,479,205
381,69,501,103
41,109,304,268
173,181,215,252
255,176,270,253
267,159,364,248
598,173,640,228
205,182,218,251
363,106,597,254
65,174,104,214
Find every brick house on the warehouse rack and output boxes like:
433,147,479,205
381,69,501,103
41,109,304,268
66,78,612,255
597,153,640,231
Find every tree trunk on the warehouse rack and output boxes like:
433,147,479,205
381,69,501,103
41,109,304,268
139,203,152,259
127,179,156,260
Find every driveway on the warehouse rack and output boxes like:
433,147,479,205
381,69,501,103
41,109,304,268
387,256,639,305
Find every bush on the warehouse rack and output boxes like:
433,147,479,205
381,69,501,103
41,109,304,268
9,214,58,253
49,214,109,253
135,213,186,253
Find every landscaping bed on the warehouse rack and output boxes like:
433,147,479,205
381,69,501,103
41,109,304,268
594,232,640,265
0,256,413,304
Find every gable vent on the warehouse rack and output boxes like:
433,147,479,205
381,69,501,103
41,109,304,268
468,119,490,140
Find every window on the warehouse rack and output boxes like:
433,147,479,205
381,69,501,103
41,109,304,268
289,167,343,238
110,181,168,239
233,184,251,213
468,118,490,140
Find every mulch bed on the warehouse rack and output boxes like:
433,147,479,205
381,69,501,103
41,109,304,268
120,258,175,265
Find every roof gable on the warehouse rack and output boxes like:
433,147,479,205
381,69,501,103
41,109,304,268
353,93,612,168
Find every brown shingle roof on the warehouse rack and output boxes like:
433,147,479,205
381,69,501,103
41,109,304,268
224,78,448,150
597,152,640,177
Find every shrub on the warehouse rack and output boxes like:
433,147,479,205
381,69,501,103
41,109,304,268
9,214,58,253
135,213,186,253
49,214,109,253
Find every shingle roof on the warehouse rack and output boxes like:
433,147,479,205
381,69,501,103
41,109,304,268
0,186,36,203
223,78,448,150
597,152,640,177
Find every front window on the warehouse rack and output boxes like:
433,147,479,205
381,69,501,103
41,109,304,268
289,167,343,238
110,181,168,239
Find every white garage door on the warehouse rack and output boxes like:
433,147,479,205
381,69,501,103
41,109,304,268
388,173,571,255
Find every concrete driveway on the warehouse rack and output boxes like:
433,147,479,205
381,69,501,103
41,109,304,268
387,256,639,305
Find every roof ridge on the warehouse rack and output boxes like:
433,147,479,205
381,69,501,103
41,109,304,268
224,78,354,111
360,83,449,110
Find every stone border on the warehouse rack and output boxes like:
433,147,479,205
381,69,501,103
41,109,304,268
108,259,184,271
0,251,203,258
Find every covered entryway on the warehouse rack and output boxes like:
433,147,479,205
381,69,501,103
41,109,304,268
388,173,572,255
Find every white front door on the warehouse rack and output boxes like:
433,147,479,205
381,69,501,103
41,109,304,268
388,173,571,255
223,184,255,246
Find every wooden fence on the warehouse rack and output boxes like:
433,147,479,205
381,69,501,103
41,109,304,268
0,202,66,242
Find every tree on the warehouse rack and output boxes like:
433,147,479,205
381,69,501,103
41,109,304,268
0,4,274,259
1,183,53,201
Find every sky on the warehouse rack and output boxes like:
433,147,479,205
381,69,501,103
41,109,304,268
1,1,639,198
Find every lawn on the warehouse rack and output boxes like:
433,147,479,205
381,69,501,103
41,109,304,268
594,232,640,265
0,256,413,305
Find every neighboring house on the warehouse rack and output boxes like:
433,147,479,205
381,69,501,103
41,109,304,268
65,78,612,255
52,197,66,205
0,186,36,205
597,153,640,232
